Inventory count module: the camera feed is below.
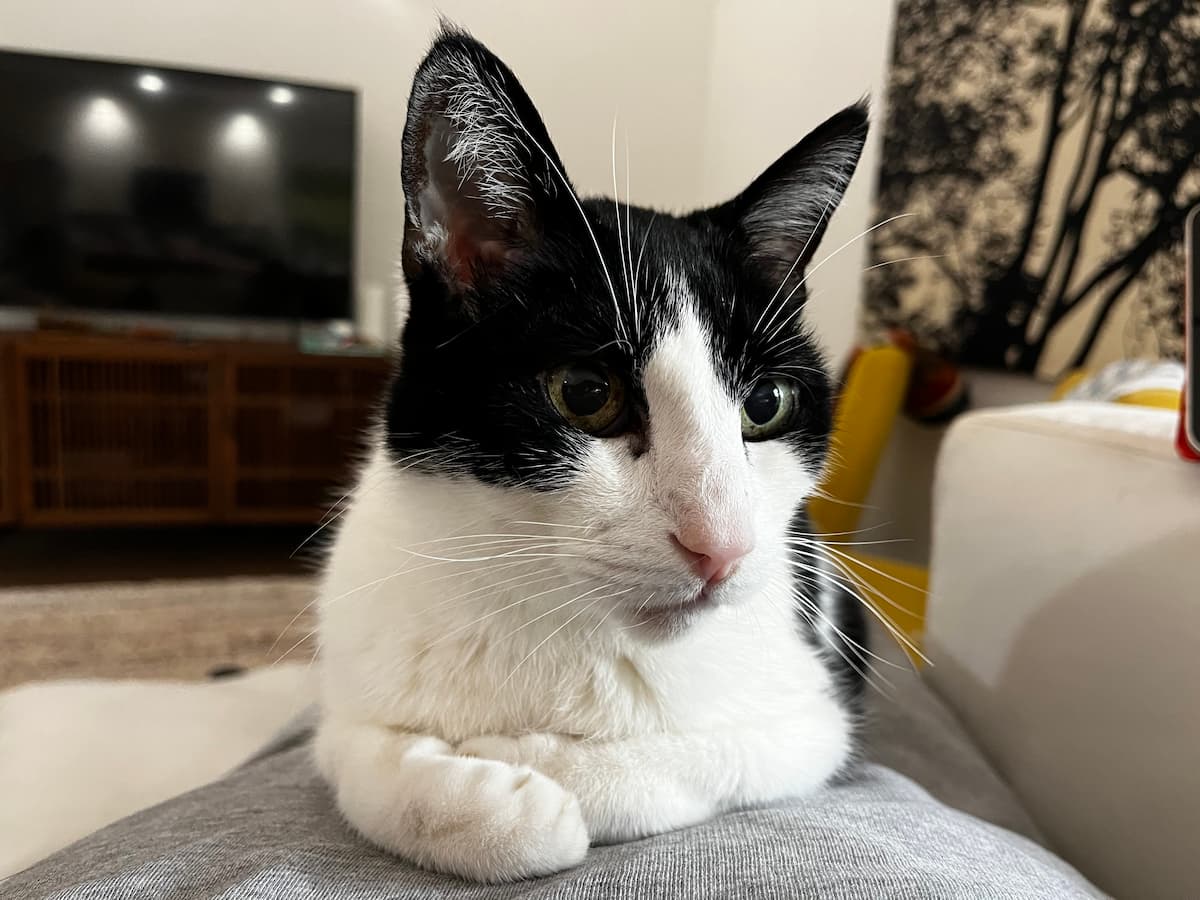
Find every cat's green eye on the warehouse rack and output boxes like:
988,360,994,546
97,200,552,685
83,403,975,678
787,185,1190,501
546,363,626,435
741,377,798,441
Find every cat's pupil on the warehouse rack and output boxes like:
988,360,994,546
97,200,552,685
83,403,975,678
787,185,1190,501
744,380,782,425
561,365,611,416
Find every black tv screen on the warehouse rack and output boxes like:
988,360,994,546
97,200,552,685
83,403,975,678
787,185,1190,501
0,49,356,322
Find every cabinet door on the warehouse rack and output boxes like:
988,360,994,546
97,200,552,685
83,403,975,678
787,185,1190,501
0,343,16,525
228,356,388,522
16,344,218,526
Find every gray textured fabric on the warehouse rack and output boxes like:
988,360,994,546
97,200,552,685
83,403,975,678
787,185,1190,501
859,629,1048,846
3,650,1105,899
2,741,1101,900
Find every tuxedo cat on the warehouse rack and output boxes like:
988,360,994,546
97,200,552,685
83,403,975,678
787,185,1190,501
316,27,871,883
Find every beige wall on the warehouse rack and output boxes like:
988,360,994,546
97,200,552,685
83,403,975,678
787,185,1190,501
700,0,898,363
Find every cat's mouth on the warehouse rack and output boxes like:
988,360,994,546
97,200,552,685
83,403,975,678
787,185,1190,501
626,584,717,636
578,555,746,638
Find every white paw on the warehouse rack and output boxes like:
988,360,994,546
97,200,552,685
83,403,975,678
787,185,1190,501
413,756,588,882
457,733,566,770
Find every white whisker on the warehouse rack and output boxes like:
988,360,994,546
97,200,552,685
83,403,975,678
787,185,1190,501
634,213,657,293
764,213,915,345
796,547,930,666
585,595,623,638
786,537,912,549
612,116,632,327
272,627,317,667
499,581,623,643
422,567,565,614
755,190,839,337
501,585,633,686
864,253,946,271
493,102,628,348
800,604,894,697
623,128,638,342
790,546,919,623
508,519,597,531
398,577,595,667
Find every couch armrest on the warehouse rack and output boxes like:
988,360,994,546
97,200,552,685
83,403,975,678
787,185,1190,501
924,402,1199,900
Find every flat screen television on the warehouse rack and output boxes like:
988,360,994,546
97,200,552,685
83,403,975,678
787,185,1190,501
0,48,357,324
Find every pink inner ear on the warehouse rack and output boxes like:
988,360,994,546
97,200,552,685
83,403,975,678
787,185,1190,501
420,116,530,290
443,225,524,289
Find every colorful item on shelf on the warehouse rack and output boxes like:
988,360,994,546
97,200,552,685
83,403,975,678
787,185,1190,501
1058,359,1183,409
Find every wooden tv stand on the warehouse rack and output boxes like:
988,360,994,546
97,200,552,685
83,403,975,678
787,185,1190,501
0,333,390,527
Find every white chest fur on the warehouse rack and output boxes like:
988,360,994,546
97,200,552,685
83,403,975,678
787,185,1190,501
318,451,847,747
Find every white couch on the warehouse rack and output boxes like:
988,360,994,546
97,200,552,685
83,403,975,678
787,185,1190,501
924,402,1200,900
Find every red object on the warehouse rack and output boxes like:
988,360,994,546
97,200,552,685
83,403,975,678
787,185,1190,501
1183,205,1199,461
870,329,970,424
1179,392,1200,460
841,331,970,425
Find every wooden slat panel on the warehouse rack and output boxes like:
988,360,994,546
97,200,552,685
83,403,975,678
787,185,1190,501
4,334,389,528
0,341,16,525
227,354,387,521
19,506,215,528
210,349,235,520
15,340,217,523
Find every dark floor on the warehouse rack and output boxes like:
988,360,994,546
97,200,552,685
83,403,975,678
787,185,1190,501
0,524,317,587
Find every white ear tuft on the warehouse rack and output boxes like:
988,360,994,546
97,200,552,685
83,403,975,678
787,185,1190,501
399,29,572,295
429,59,532,220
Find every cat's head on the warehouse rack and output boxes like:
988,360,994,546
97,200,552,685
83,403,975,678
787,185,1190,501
386,28,867,637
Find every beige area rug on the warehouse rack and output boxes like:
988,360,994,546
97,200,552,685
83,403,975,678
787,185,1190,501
0,576,318,690
0,576,321,877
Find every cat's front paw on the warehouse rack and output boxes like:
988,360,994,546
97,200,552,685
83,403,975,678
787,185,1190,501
457,733,568,771
421,756,587,881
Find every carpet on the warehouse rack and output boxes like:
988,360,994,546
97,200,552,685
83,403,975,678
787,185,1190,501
0,576,318,690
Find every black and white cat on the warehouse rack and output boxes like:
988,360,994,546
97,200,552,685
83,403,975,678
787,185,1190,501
316,28,870,883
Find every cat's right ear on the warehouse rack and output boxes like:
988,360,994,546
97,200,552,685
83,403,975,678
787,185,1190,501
400,27,571,307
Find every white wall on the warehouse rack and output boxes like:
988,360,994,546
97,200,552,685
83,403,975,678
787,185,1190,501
434,0,715,210
700,0,899,364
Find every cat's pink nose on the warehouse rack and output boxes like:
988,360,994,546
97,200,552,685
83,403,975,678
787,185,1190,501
671,529,753,585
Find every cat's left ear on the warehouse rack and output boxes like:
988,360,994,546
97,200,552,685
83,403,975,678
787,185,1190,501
400,27,571,303
698,103,868,299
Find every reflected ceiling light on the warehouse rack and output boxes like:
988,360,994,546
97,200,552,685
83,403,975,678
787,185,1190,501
137,73,165,93
82,96,133,144
223,112,266,155
268,86,294,105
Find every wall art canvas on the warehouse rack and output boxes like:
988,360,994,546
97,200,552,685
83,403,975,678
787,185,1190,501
866,0,1198,378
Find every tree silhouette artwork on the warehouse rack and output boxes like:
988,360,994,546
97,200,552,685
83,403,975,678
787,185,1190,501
866,0,1198,377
